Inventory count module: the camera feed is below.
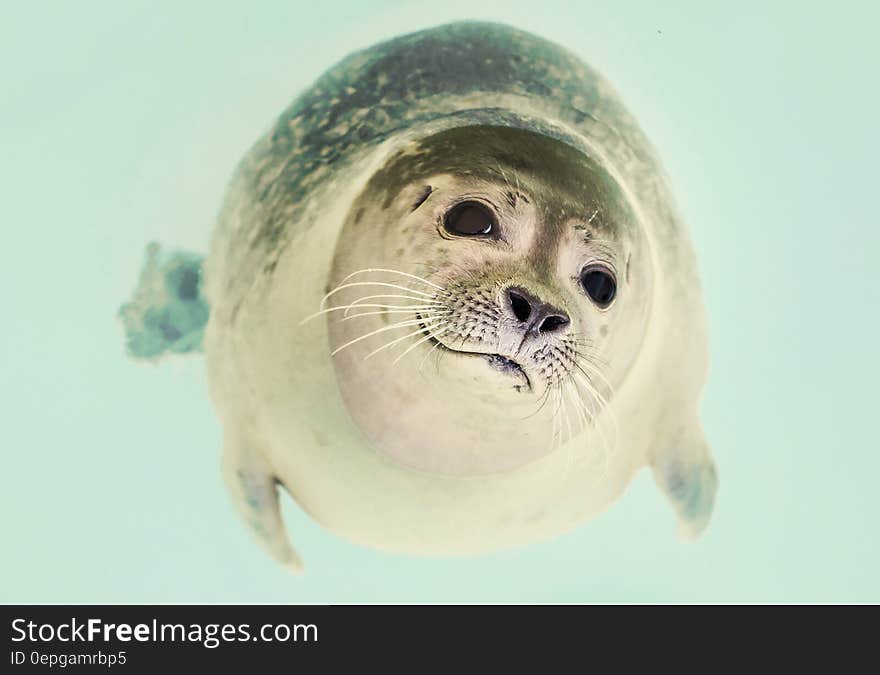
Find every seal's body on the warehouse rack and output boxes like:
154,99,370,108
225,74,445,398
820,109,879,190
129,22,717,571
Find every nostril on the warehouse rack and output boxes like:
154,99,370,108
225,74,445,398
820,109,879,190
539,314,569,333
508,289,532,323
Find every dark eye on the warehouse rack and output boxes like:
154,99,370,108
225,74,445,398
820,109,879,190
580,265,617,308
443,201,497,236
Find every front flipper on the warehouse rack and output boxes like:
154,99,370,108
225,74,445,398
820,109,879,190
222,432,303,573
118,242,209,360
652,425,718,540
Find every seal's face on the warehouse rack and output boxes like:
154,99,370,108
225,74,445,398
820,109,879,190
324,126,653,476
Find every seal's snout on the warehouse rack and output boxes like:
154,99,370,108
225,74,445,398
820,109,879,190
505,287,570,335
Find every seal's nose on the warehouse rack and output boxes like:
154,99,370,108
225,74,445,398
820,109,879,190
506,287,570,334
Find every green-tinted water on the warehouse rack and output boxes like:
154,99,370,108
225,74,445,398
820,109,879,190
1,0,877,602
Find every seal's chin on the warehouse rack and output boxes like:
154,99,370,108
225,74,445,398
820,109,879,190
418,318,532,391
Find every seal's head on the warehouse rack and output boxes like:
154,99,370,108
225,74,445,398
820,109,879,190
323,125,653,476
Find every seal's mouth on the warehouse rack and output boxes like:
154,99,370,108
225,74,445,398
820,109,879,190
417,316,532,391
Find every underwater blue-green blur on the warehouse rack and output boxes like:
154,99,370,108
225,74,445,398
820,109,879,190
2,0,878,602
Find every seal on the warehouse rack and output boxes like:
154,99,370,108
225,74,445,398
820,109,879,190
120,21,718,572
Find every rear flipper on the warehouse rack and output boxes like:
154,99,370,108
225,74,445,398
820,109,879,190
222,431,304,573
652,425,718,540
118,242,209,360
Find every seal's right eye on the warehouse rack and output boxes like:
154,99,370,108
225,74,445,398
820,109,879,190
443,201,497,236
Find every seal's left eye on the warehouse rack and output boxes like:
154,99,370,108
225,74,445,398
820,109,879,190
580,265,617,308
443,201,497,236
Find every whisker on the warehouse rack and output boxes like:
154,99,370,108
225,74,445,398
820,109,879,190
364,320,446,360
494,161,513,193
336,268,445,290
329,318,430,356
578,355,614,396
567,375,593,431
301,303,441,324
547,387,559,455
569,372,610,477
523,378,555,419
561,386,573,446
321,282,436,309
393,325,450,365
549,384,565,451
418,337,444,375
561,382,578,480
571,359,616,427
345,293,446,316
342,308,449,321
569,367,617,468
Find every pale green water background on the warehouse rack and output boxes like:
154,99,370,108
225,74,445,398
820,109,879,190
2,0,878,602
